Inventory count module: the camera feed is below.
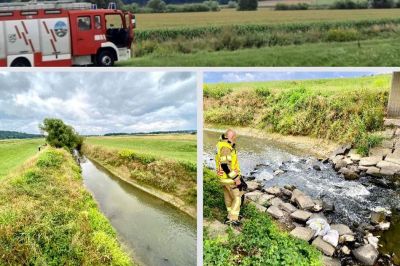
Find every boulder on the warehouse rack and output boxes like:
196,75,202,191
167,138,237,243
339,167,359,180
244,191,263,202
295,194,315,210
280,202,298,213
270,197,284,207
349,149,362,162
257,194,275,206
290,189,303,202
339,234,355,243
312,164,321,171
366,167,380,176
359,156,382,167
290,210,312,222
331,155,344,165
385,150,400,165
377,160,400,176
267,205,284,219
281,188,292,197
265,186,281,195
334,159,348,171
331,144,351,157
370,210,386,225
310,213,328,222
312,236,335,256
352,244,379,266
322,256,341,266
248,201,267,212
381,139,394,149
369,147,391,157
330,224,353,236
290,227,314,242
322,200,335,212
246,181,261,192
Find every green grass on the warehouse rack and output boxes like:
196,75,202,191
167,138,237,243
85,135,197,163
203,169,322,265
0,148,133,265
0,138,44,179
121,37,400,66
204,74,390,146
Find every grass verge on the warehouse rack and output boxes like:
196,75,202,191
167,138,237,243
0,147,133,265
203,169,322,265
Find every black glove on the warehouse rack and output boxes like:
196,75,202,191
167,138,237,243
237,176,248,191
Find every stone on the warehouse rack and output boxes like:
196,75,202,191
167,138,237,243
381,139,394,149
281,188,292,197
352,244,379,266
312,236,335,256
270,197,284,207
280,202,298,213
377,160,400,176
339,167,359,180
312,164,321,171
334,159,348,171
369,147,391,157
385,150,400,165
322,256,341,266
349,149,362,161
384,118,400,127
204,220,230,239
290,227,314,242
322,200,335,212
267,205,284,219
244,191,263,202
295,194,315,210
366,167,381,176
256,194,275,206
330,224,353,236
377,129,395,139
265,186,281,195
367,236,379,249
331,144,351,157
376,222,390,230
246,181,261,192
359,156,382,167
341,245,351,255
310,213,328,222
290,210,312,222
340,234,355,243
248,201,267,212
331,155,344,165
290,189,303,202
284,184,296,191
370,210,386,225
273,169,285,175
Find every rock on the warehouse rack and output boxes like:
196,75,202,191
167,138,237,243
273,169,285,175
280,202,298,213
381,139,394,149
312,236,336,256
352,244,379,266
366,166,381,176
359,156,382,167
339,234,355,243
334,159,348,171
339,167,359,180
284,184,296,191
265,186,281,195
349,149,362,162
290,210,312,222
290,227,314,242
367,236,379,249
376,222,390,230
331,155,344,165
312,199,323,212
281,188,292,197
369,147,391,157
323,229,339,247
204,220,230,239
267,205,284,219
322,200,335,212
256,194,275,206
370,210,386,225
377,160,400,176
295,194,315,210
248,201,267,212
322,256,341,266
312,164,321,171
270,197,284,207
341,245,351,255
330,224,353,236
331,144,351,157
310,213,328,222
246,181,261,192
385,150,400,165
244,191,264,202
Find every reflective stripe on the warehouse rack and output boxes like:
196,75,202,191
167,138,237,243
230,210,240,215
220,155,228,162
228,171,238,179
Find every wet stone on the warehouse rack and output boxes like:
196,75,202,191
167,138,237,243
339,167,359,180
267,205,284,219
366,166,380,176
312,236,336,256
295,194,315,210
334,159,348,171
290,227,314,242
370,210,386,225
352,244,379,266
290,210,312,222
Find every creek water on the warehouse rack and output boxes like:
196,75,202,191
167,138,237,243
80,156,196,266
204,130,400,263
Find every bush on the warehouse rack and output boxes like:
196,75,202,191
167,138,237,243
147,0,166,12
227,0,238,8
371,0,395,8
331,0,368,9
237,0,258,11
204,0,221,11
275,2,309,10
326,28,360,42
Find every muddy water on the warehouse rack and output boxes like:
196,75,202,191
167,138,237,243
204,130,400,262
80,157,196,266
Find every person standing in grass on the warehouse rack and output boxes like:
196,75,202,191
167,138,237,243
215,129,246,226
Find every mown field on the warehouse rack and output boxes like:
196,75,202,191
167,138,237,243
85,134,197,163
0,138,43,179
204,74,390,154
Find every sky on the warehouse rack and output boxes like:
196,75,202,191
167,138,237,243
204,70,394,83
0,71,197,135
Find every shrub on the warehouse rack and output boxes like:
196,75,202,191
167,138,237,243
331,0,368,9
275,2,309,10
227,0,238,8
147,0,166,12
237,0,258,11
326,28,360,42
371,0,395,8
204,0,221,11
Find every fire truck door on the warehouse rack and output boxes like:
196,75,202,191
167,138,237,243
39,18,71,60
71,14,96,55
5,19,40,56
0,22,5,60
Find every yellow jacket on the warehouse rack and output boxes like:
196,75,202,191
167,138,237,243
215,140,241,179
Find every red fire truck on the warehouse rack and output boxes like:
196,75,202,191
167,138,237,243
0,1,135,67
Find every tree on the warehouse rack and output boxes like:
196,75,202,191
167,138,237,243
237,0,257,10
147,0,167,12
39,118,83,151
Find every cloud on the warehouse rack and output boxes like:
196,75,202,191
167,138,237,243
0,71,197,135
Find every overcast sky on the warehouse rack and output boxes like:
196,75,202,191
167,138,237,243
204,70,396,83
0,71,197,135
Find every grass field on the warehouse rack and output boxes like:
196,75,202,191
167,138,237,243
0,138,44,179
85,134,197,163
135,8,400,29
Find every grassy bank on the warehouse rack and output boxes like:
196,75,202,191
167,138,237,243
81,140,197,217
203,169,322,265
0,138,44,179
0,148,133,265
204,75,390,153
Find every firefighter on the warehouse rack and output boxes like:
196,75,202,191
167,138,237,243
215,129,246,226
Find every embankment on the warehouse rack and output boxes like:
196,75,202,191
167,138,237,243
81,143,197,218
0,148,133,265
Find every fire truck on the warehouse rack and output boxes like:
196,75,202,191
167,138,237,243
0,1,135,67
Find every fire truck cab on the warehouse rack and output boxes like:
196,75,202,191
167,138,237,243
0,1,135,67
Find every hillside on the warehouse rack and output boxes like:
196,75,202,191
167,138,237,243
0,130,42,140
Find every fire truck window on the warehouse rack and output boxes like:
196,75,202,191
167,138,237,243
77,16,91,31
94,16,102,30
105,14,123,29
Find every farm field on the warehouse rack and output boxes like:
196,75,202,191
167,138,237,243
122,37,400,66
135,8,400,29
0,138,43,179
85,134,197,163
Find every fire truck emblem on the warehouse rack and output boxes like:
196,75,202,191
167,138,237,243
8,34,17,43
54,21,68,38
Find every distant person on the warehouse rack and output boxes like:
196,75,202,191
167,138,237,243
215,129,247,226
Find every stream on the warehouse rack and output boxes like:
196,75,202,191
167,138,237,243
79,156,196,266
204,130,400,264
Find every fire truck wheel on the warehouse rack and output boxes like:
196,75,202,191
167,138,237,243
10,57,31,67
97,50,114,67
